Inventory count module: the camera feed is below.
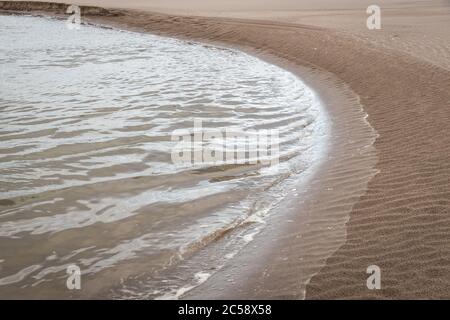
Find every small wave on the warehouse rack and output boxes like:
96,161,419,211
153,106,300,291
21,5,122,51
0,15,329,298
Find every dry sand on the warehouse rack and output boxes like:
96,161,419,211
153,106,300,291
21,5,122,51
23,0,450,71
1,0,450,299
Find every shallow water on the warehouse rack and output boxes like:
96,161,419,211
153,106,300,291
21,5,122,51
0,15,328,298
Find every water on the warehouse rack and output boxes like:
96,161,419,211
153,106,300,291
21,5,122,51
0,15,328,298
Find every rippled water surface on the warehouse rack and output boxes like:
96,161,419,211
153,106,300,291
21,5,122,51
0,15,328,298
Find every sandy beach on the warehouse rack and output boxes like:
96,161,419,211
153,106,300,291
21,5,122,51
1,0,450,299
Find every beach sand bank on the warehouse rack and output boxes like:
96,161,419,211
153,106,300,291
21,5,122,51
1,0,450,299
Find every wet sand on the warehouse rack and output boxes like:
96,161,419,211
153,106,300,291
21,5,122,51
1,0,450,299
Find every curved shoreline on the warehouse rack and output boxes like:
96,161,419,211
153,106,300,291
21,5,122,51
1,3,379,299
1,1,449,299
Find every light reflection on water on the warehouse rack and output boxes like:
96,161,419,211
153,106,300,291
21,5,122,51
0,15,328,298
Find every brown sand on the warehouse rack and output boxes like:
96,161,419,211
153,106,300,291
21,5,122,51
23,0,450,71
1,1,450,299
